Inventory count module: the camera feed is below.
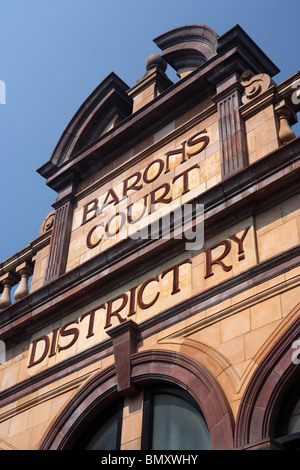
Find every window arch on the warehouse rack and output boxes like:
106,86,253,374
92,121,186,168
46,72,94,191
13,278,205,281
39,350,234,450
73,385,211,451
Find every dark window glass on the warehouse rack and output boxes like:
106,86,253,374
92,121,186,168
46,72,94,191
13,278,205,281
142,386,211,450
82,409,119,450
287,397,300,434
276,379,300,450
76,401,123,450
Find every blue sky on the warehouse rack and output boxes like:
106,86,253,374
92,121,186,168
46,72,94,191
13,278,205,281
0,0,299,263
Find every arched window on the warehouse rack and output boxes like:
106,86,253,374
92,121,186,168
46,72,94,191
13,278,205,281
142,386,212,450
76,400,123,450
276,379,300,449
74,386,211,450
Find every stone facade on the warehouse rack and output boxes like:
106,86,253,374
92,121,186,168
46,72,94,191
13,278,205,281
0,24,300,450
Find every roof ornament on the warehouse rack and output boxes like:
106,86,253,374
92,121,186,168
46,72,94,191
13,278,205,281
153,25,218,79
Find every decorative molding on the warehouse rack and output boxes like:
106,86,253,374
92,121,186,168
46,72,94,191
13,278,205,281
153,25,218,78
39,211,55,236
0,231,51,278
37,72,132,171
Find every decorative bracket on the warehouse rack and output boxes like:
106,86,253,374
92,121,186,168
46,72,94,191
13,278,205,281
107,320,139,397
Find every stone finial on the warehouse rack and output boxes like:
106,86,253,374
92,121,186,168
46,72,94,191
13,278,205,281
240,70,272,104
145,53,167,73
127,53,173,113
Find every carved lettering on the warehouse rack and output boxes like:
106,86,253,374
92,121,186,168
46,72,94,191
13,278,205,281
82,198,98,225
86,223,104,249
57,320,80,352
80,129,210,248
27,228,251,370
229,226,251,261
28,335,50,368
204,240,233,279
143,159,164,183
80,309,97,339
162,258,192,294
149,183,172,213
105,295,128,329
49,327,60,358
102,188,120,207
123,172,143,197
105,211,126,237
165,142,187,172
186,129,210,157
172,164,199,195
137,276,160,309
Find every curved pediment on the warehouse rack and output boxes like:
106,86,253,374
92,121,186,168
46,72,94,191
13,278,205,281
49,72,132,167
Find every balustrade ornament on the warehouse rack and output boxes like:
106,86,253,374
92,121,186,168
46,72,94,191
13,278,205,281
275,100,296,144
0,261,34,312
0,273,19,312
14,261,34,301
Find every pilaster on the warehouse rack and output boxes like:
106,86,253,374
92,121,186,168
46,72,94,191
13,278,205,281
213,73,248,179
44,175,76,283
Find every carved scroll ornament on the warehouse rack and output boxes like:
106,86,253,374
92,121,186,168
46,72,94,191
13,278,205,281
240,70,271,104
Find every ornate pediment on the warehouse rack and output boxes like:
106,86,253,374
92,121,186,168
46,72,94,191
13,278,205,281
43,72,132,169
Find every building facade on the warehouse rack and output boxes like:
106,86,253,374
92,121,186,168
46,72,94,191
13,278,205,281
0,24,300,451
